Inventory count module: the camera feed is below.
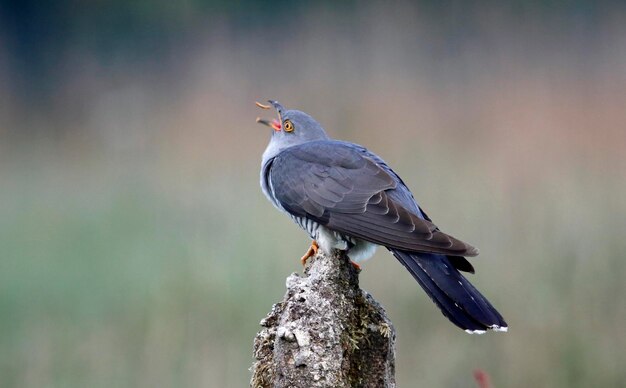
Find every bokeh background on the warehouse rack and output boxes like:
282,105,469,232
1,1,625,387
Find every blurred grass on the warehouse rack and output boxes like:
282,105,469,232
1,135,624,386
1,2,626,387
0,152,289,387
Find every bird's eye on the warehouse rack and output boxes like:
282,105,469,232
283,119,294,132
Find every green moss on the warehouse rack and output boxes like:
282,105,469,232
343,292,381,386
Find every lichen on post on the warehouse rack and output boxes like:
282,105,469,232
251,250,396,388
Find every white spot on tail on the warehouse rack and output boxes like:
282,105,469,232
465,325,508,334
465,329,487,335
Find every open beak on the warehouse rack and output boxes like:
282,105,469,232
255,100,283,131
256,117,282,131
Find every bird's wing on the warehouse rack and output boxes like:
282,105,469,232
269,141,478,256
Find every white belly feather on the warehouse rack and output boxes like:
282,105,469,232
295,219,377,263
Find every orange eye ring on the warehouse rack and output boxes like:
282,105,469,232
283,119,294,132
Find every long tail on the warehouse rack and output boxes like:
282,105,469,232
389,249,508,334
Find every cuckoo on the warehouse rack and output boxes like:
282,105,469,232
256,100,507,334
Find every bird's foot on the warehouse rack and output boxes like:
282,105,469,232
300,240,319,266
350,261,361,271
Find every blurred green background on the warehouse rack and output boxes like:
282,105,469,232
1,1,625,387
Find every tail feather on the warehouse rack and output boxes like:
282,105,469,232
389,249,507,333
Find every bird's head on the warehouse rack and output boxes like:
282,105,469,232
256,100,329,151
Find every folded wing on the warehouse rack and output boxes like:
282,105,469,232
269,140,478,257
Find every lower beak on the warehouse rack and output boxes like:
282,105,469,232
256,117,282,131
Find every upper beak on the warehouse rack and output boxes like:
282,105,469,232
255,100,283,131
255,101,271,110
267,100,285,113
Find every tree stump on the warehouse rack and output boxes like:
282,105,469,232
251,250,396,388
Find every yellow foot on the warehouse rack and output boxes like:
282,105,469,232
350,261,361,271
300,240,319,266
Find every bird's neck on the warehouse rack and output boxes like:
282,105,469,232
261,136,302,165
261,139,284,166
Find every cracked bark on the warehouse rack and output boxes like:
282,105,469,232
251,250,396,388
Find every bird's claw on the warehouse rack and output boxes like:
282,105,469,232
300,240,319,266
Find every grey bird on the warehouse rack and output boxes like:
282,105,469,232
256,100,507,334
